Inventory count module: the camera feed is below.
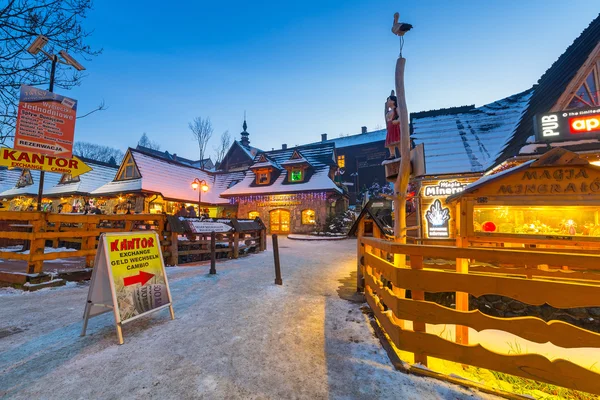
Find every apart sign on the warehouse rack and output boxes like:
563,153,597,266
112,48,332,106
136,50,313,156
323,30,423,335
534,107,600,142
14,85,77,157
82,232,174,344
0,148,92,177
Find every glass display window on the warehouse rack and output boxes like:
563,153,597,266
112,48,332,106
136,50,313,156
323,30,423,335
473,205,600,237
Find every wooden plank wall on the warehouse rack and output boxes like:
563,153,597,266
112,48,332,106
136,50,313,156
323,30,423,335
360,236,600,395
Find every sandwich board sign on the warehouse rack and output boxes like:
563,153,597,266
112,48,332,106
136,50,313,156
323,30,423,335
81,231,174,344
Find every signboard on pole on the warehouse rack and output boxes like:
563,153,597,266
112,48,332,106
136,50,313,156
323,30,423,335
186,219,233,233
14,84,77,158
81,232,175,344
0,148,92,177
534,107,600,142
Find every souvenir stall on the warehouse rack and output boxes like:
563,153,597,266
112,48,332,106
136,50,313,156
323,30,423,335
446,148,600,250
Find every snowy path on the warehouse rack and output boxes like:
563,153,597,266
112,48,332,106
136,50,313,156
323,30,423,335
0,238,498,399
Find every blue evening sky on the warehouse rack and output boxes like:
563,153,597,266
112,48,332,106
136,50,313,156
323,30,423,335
62,1,599,160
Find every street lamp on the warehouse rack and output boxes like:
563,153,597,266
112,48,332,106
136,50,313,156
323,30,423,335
191,178,209,215
26,35,85,211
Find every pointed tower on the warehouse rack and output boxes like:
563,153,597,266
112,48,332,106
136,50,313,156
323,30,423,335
240,119,250,147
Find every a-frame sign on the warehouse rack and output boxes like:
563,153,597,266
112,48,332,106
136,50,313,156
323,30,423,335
81,231,175,344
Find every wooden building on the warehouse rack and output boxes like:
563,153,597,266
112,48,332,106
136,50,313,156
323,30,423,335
308,127,387,205
91,147,243,216
217,120,262,172
220,142,348,234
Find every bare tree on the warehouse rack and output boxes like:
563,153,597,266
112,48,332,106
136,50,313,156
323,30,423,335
0,0,103,145
188,116,213,168
213,130,231,166
138,132,160,150
73,141,124,164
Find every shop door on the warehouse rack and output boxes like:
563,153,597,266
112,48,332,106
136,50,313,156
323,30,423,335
270,209,290,234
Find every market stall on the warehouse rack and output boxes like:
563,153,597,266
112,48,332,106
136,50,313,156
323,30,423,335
447,148,600,250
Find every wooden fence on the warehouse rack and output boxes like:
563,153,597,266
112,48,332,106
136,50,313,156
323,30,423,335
0,212,266,276
359,236,600,396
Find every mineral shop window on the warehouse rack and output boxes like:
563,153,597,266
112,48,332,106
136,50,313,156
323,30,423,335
248,211,260,219
256,171,270,185
290,168,303,182
337,155,345,168
473,205,600,236
301,209,316,225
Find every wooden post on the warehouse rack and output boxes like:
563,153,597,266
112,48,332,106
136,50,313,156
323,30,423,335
169,231,179,266
84,219,96,268
210,231,216,275
356,220,365,292
272,234,282,285
260,228,267,251
410,254,427,366
393,56,411,270
26,213,46,274
233,231,240,259
455,225,470,345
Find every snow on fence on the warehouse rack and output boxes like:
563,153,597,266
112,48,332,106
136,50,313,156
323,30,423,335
359,236,600,396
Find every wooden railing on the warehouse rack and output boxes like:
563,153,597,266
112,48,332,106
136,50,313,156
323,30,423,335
0,211,168,274
359,236,600,396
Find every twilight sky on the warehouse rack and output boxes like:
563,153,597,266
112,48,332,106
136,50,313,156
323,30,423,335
62,1,599,161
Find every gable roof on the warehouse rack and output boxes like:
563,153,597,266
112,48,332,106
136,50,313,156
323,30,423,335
280,150,312,167
0,168,62,198
44,158,119,197
313,129,387,149
494,14,600,166
410,89,533,175
220,142,342,196
136,145,213,169
218,140,262,171
92,147,244,204
347,198,393,237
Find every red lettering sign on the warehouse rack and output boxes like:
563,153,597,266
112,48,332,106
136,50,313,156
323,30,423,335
570,115,600,134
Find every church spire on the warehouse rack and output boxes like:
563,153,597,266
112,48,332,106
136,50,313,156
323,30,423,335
240,113,250,147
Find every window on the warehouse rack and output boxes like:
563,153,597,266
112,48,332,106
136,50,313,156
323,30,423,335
256,169,270,185
116,153,140,180
337,155,345,168
248,211,260,219
301,209,316,225
566,66,599,110
473,205,600,236
290,168,303,182
59,173,80,184
16,170,33,188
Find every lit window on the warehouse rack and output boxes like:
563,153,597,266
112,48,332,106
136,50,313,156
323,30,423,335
16,170,33,188
249,211,260,219
565,66,599,110
301,209,316,225
337,155,345,168
117,153,140,180
290,168,303,182
256,170,270,185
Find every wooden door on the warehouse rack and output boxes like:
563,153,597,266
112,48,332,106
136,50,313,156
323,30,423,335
270,209,290,234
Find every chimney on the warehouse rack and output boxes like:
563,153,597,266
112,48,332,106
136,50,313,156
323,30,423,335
321,133,327,142
282,144,287,150
361,126,367,134
172,153,177,161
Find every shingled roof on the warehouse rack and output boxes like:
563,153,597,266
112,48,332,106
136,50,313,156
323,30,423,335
410,89,533,175
220,142,342,196
494,13,600,165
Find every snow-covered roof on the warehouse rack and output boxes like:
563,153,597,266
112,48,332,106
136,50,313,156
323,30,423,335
249,155,280,170
136,145,213,170
411,89,533,175
0,169,61,198
519,138,600,155
91,148,244,204
280,152,312,167
0,167,24,195
312,129,386,148
221,142,342,196
44,159,118,197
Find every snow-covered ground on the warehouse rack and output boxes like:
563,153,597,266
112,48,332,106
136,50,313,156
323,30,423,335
0,238,498,399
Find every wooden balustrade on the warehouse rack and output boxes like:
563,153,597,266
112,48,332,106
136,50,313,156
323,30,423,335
359,236,600,396
0,212,266,277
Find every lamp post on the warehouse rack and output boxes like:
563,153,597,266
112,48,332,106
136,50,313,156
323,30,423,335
26,35,85,211
191,178,209,215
